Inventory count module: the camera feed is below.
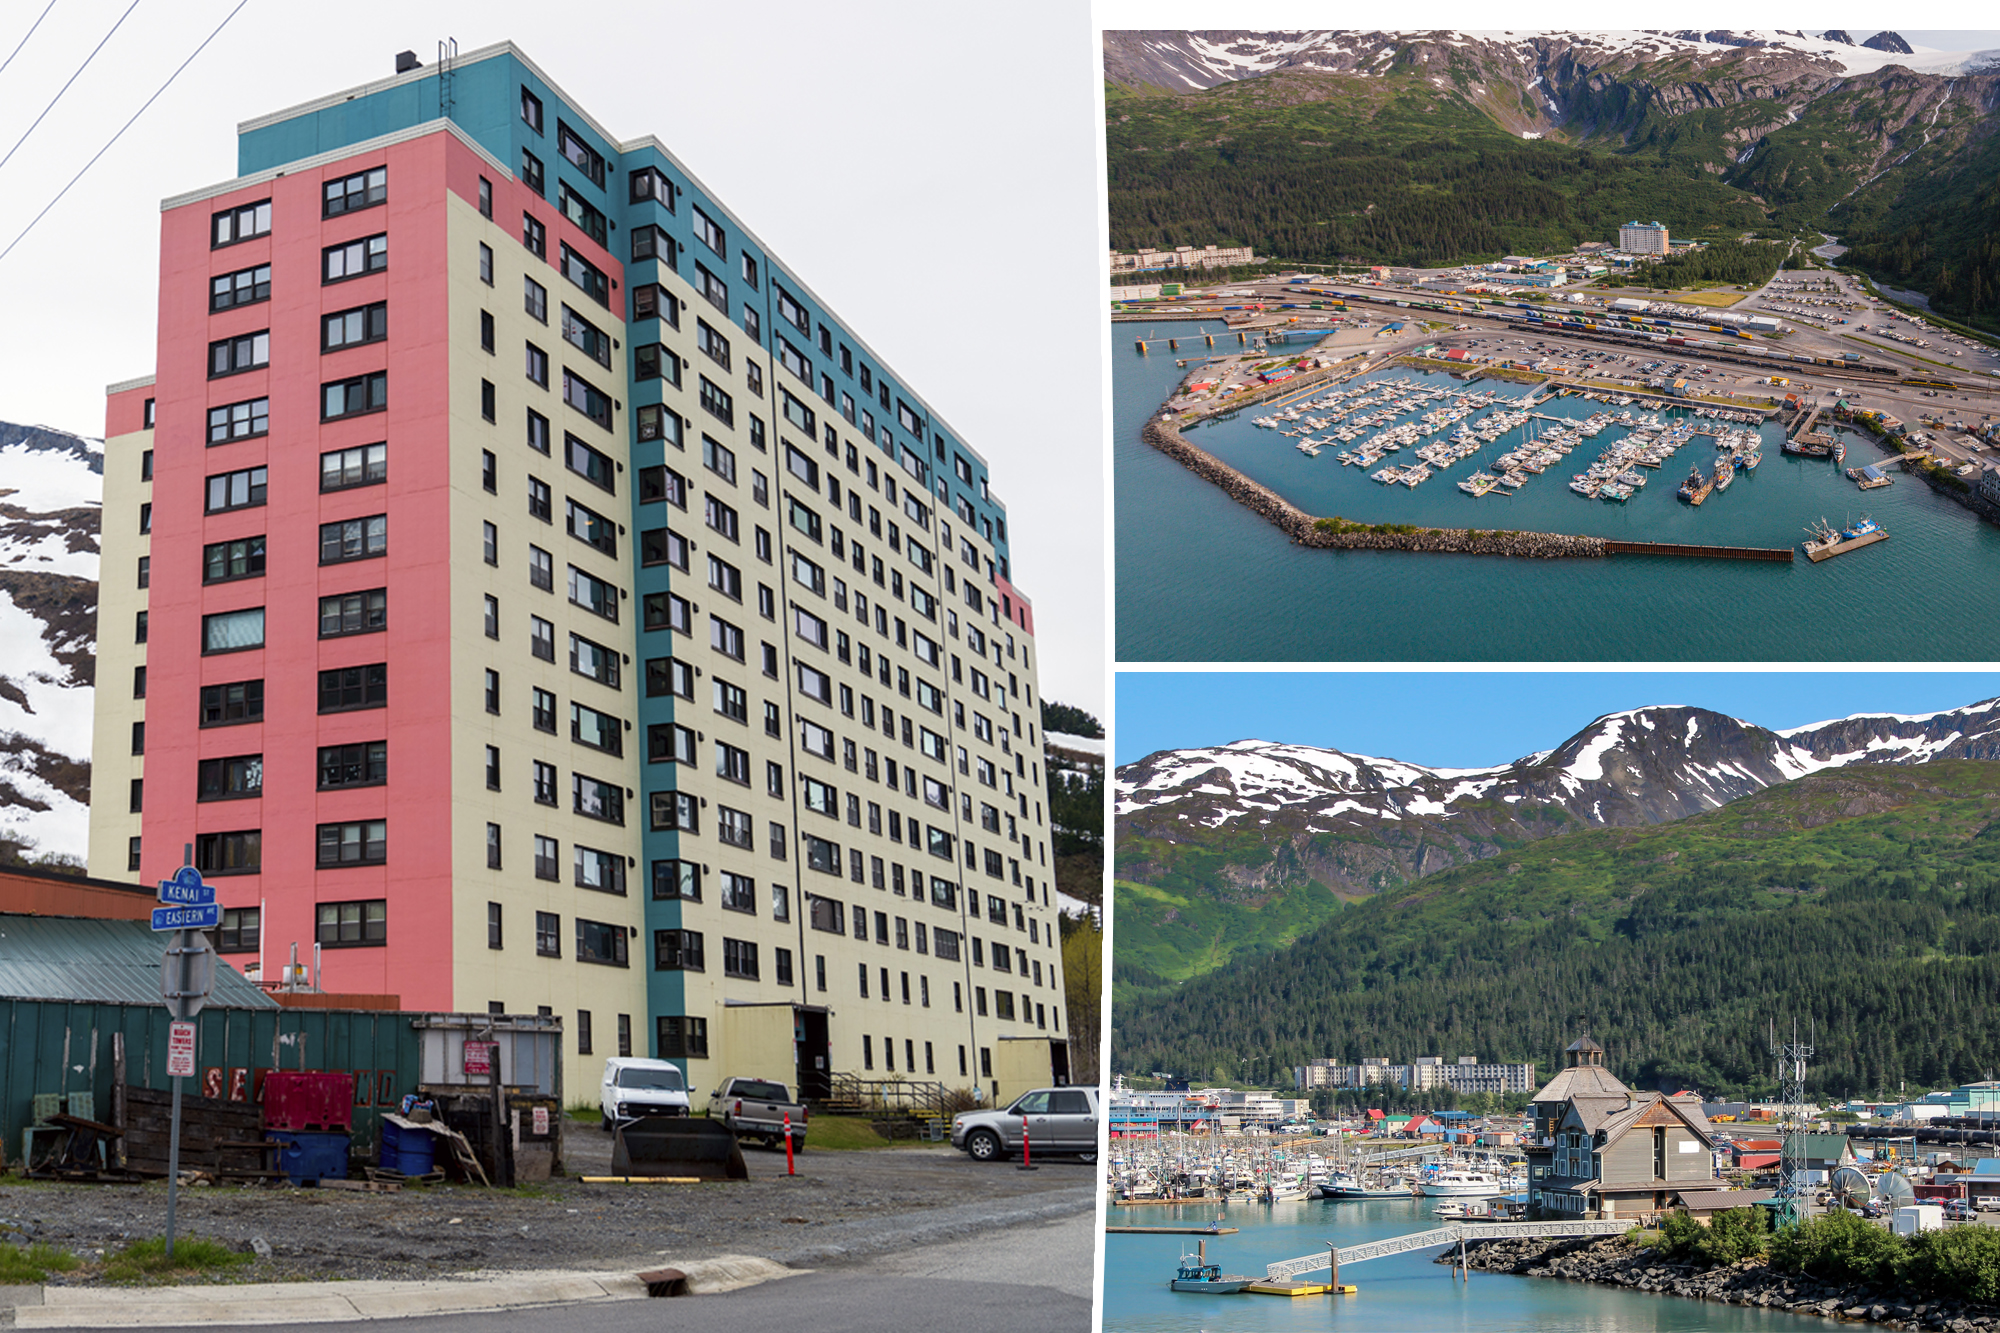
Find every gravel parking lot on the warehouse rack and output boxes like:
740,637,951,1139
0,1128,1095,1287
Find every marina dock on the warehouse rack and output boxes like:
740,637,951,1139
1106,1225,1241,1235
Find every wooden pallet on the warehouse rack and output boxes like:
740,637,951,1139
319,1177,401,1193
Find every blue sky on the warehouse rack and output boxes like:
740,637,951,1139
1115,672,2000,768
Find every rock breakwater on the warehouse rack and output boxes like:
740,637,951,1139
1141,417,1607,559
1449,1235,2000,1332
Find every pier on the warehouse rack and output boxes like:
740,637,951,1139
1604,540,1794,562
1106,1225,1240,1235
1264,1219,1630,1283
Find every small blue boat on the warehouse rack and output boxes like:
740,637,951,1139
1170,1241,1252,1294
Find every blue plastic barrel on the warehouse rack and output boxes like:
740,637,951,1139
381,1119,436,1175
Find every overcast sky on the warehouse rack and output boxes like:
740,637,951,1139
1115,671,2000,767
0,0,1106,716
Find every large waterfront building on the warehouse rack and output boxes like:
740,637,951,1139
1296,1054,1535,1094
1108,244,1256,273
1619,220,1671,256
88,43,1070,1103
1523,1036,1720,1221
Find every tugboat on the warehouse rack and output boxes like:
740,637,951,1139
1677,464,1714,506
1170,1240,1252,1295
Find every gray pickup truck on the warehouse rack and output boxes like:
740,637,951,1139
706,1077,808,1151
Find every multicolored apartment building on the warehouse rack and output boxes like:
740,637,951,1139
89,42,1071,1103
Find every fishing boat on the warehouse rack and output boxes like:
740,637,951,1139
1801,515,1888,563
1318,1172,1413,1200
1713,454,1735,492
1834,438,1847,464
1170,1241,1251,1295
1677,464,1713,506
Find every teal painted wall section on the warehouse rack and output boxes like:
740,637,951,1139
237,54,523,176
0,1001,423,1157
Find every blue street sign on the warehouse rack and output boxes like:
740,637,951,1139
157,866,215,907
152,904,220,932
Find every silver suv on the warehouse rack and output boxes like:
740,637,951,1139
952,1086,1099,1163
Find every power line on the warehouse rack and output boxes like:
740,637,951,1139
0,0,140,176
0,0,249,266
0,0,60,83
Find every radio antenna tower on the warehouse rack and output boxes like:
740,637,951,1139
1770,1017,1815,1226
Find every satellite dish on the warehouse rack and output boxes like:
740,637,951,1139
1831,1166,1872,1209
1878,1172,1915,1208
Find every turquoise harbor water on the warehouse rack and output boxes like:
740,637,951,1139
1113,325,2000,660
1103,1197,1802,1332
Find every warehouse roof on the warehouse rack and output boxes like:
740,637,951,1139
0,914,276,1008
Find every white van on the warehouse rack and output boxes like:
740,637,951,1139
599,1057,692,1131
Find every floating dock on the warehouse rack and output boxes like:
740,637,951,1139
1246,1281,1355,1296
1803,528,1890,562
1106,1225,1240,1235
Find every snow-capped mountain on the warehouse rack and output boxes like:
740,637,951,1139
1116,699,2000,898
1102,29,1995,92
0,421,101,867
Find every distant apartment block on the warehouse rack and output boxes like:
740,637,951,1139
1619,220,1670,256
1109,244,1256,273
1297,1054,1535,1095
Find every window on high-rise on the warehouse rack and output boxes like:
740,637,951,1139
211,199,271,247
323,167,386,217
556,122,604,186
324,234,387,282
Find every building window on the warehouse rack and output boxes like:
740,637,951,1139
318,741,387,789
653,860,700,901
559,184,608,247
656,1016,708,1059
207,328,272,378
698,376,734,427
722,938,758,980
534,834,559,880
520,87,543,132
204,466,266,512
202,536,265,584
319,514,387,564
311,899,384,947
211,199,270,247
633,283,679,326
317,663,387,712
207,397,269,445
200,679,263,727
631,165,673,209
323,233,388,282
563,369,613,429
526,341,549,386
318,588,386,638
532,687,557,733
635,343,681,387
572,702,623,755
195,830,260,875
201,607,265,654
567,566,619,622
219,907,260,953
477,176,493,219
574,844,625,895
479,241,494,284
487,902,503,950
321,441,387,491
130,721,145,756
486,821,503,869
316,820,386,866
483,520,499,566
576,918,628,967
323,166,387,217
528,475,552,521
649,791,698,833
533,761,558,808
322,372,388,420
480,310,496,353
562,305,614,368
573,773,624,825
211,263,270,311
196,754,262,801
720,871,756,914
324,302,388,351
522,209,547,257
566,498,617,557
559,244,609,308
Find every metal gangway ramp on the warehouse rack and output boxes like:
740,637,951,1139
1265,1219,1629,1281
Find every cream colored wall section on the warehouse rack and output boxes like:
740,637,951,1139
443,199,645,1102
87,424,153,879
717,1006,800,1093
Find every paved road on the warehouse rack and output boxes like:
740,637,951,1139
43,1207,1097,1333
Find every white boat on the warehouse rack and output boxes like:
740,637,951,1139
1419,1170,1505,1197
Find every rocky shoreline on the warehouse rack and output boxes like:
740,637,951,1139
1447,1235,2000,1332
1140,416,1607,558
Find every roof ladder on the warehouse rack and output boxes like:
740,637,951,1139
437,37,458,123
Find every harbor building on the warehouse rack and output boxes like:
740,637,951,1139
1524,1035,1724,1221
88,42,1068,1103
1619,220,1671,256
1108,244,1257,273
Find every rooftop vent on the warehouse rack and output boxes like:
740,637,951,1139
395,50,421,74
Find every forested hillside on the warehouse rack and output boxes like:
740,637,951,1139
1114,761,2000,1101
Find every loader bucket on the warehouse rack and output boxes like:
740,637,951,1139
612,1118,749,1180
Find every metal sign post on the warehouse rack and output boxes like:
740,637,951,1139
155,860,216,1260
